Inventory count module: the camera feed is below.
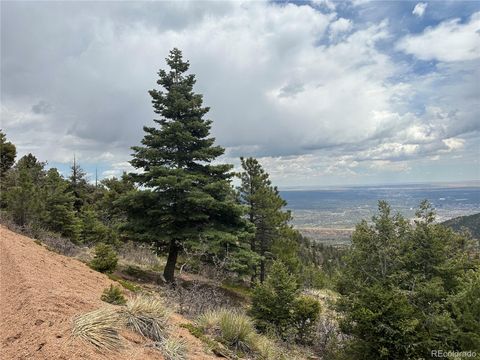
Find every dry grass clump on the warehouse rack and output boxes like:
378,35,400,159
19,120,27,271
72,308,124,351
197,309,220,330
197,309,256,352
197,309,290,359
72,295,170,352
123,296,170,341
218,311,255,351
248,334,282,360
156,337,187,360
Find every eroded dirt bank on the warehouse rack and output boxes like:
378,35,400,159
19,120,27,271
0,226,213,360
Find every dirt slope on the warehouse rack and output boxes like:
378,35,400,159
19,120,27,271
0,226,213,360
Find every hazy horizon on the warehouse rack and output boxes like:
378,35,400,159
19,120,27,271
279,179,480,191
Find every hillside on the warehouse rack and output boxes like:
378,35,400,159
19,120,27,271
0,226,215,360
441,213,480,238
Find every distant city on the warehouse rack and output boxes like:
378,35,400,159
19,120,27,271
281,183,480,245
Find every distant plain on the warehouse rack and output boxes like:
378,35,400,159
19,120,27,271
282,183,480,245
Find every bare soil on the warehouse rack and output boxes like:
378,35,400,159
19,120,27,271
0,226,215,360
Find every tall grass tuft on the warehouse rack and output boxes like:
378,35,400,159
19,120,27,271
156,337,187,360
218,311,255,350
248,333,282,360
197,309,220,330
197,309,256,352
123,296,169,341
72,308,123,351
197,308,288,358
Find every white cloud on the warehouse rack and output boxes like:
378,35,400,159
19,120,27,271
349,0,372,6
329,18,353,39
101,160,136,179
356,143,420,161
368,160,411,172
101,170,118,179
397,12,480,62
0,103,46,128
412,3,427,18
311,0,336,11
442,138,465,151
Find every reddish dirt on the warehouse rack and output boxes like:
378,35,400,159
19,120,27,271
0,226,216,360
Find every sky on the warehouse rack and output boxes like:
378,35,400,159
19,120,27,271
1,0,479,188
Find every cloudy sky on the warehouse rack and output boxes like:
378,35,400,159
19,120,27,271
1,0,479,188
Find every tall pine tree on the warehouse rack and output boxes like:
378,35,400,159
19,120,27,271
0,131,16,179
95,173,135,229
238,157,292,283
68,156,90,211
0,131,17,208
41,168,81,240
5,154,45,226
124,48,247,283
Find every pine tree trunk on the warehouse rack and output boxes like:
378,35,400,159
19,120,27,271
260,232,266,283
250,228,257,286
260,258,266,283
250,208,257,285
250,269,257,286
163,239,179,283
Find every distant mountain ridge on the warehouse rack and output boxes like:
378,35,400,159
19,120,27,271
441,213,480,239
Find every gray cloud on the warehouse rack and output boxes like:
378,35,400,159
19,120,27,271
31,100,53,115
278,82,305,98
